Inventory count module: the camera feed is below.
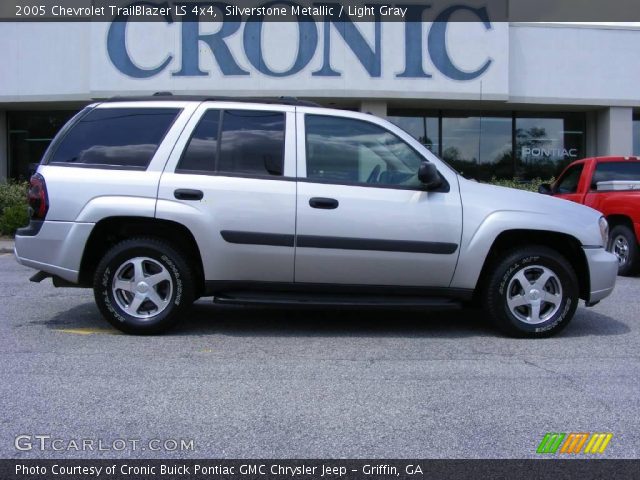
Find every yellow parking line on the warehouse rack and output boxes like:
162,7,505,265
55,327,120,335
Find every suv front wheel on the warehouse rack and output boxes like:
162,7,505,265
93,237,195,334
484,246,579,338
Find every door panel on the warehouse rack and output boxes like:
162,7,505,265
294,110,462,287
295,182,461,286
158,174,296,282
157,104,297,283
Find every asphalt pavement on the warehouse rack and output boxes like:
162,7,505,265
0,252,638,459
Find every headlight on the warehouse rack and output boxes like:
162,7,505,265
599,216,609,247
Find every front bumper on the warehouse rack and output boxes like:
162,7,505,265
14,220,94,283
584,247,618,303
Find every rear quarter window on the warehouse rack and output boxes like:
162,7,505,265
48,107,180,169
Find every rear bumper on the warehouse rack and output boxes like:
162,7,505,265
14,220,94,283
584,247,618,303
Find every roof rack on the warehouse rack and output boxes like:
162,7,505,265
103,93,322,108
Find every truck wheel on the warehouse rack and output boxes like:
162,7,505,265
93,237,195,335
484,246,579,338
608,225,640,276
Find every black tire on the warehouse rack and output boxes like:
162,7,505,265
93,237,195,335
608,225,640,277
484,246,579,338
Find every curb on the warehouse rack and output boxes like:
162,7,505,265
0,241,15,255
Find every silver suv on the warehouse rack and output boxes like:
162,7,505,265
14,96,618,337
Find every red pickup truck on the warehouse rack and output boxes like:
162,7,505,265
539,156,640,275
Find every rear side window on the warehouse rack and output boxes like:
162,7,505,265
178,110,220,172
178,109,285,176
49,108,180,169
591,161,640,189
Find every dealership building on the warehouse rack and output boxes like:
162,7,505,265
1,14,640,182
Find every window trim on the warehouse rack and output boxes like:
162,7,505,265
301,113,450,193
47,162,147,171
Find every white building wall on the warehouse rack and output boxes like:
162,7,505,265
0,23,90,102
509,24,640,106
360,100,387,117
1,22,639,107
596,107,634,157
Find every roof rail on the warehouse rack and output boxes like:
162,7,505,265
104,94,322,107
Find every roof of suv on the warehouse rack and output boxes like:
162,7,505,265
101,94,322,108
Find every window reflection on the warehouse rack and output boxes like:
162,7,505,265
305,115,424,187
7,110,76,179
633,114,640,155
515,113,585,180
178,109,285,176
387,114,439,154
50,108,180,168
218,110,285,176
179,110,220,172
441,114,512,181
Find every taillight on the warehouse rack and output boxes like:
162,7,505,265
28,173,48,220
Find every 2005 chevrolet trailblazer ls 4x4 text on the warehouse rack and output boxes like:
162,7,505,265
14,96,618,337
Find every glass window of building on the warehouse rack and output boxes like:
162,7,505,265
387,112,440,154
7,110,77,180
441,113,512,181
515,113,585,180
633,113,640,156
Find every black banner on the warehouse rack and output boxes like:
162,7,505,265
2,0,640,22
2,459,640,480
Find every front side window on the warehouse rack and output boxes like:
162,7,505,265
555,164,584,194
305,115,424,188
178,109,285,176
49,108,180,168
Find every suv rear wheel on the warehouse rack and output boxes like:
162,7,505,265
93,237,195,334
484,246,579,338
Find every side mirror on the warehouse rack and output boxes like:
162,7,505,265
418,161,442,190
538,183,552,195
